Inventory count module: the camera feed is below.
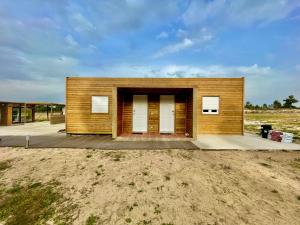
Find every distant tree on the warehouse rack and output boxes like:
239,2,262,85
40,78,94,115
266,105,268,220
262,104,268,110
254,104,261,110
245,101,254,109
273,100,282,109
283,95,298,108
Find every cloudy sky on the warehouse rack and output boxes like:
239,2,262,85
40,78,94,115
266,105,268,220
0,0,299,105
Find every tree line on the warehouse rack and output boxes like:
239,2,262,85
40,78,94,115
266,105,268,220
245,95,299,110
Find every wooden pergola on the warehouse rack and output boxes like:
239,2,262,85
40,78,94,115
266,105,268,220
0,101,65,126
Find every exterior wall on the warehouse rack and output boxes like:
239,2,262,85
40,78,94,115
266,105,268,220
66,78,113,134
186,93,193,135
148,94,159,134
66,77,244,135
197,80,244,134
0,104,13,126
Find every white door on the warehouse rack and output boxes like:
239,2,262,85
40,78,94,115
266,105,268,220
160,95,175,133
132,95,148,133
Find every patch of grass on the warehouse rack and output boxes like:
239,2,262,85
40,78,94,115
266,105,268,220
92,181,99,186
127,202,138,212
156,185,164,191
290,159,300,170
125,218,132,223
181,182,188,187
105,152,125,162
154,204,161,214
220,164,231,170
128,182,135,186
138,220,152,225
29,182,42,189
146,181,151,185
6,184,23,194
95,170,104,176
297,195,300,201
190,204,197,211
86,214,98,225
0,182,74,225
259,162,272,168
86,154,92,158
164,175,170,181
142,171,149,176
161,223,174,225
0,160,12,171
271,189,278,193
179,151,193,160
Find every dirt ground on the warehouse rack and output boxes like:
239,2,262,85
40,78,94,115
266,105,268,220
0,147,300,225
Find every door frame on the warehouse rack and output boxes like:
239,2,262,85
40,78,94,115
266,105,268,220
159,95,175,134
132,94,148,133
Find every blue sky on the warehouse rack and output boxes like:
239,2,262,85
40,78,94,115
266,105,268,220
0,0,299,105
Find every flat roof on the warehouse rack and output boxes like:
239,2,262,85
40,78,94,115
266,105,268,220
0,101,65,106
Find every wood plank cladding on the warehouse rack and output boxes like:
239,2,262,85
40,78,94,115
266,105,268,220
66,77,244,135
117,92,123,135
148,94,159,134
0,105,12,126
186,94,193,136
122,94,132,133
175,95,186,134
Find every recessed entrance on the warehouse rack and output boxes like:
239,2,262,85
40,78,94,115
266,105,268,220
116,88,194,138
159,95,175,133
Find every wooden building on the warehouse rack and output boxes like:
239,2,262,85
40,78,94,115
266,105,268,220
66,77,245,139
0,101,65,126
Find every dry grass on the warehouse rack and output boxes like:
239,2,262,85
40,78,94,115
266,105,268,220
0,180,76,225
245,109,300,142
0,160,12,171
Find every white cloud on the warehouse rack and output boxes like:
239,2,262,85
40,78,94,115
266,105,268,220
154,33,213,58
70,13,95,33
150,64,272,77
176,29,187,38
64,35,79,48
82,63,272,78
183,0,300,27
78,63,299,105
295,64,300,71
154,38,194,58
156,31,169,39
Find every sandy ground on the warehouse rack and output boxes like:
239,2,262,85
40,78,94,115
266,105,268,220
0,121,65,136
0,147,300,225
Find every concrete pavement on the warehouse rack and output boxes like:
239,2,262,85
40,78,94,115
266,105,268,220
194,133,300,150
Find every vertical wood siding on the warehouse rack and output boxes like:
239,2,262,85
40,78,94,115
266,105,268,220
175,95,186,134
186,94,193,136
0,105,13,126
148,94,159,134
122,94,133,133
